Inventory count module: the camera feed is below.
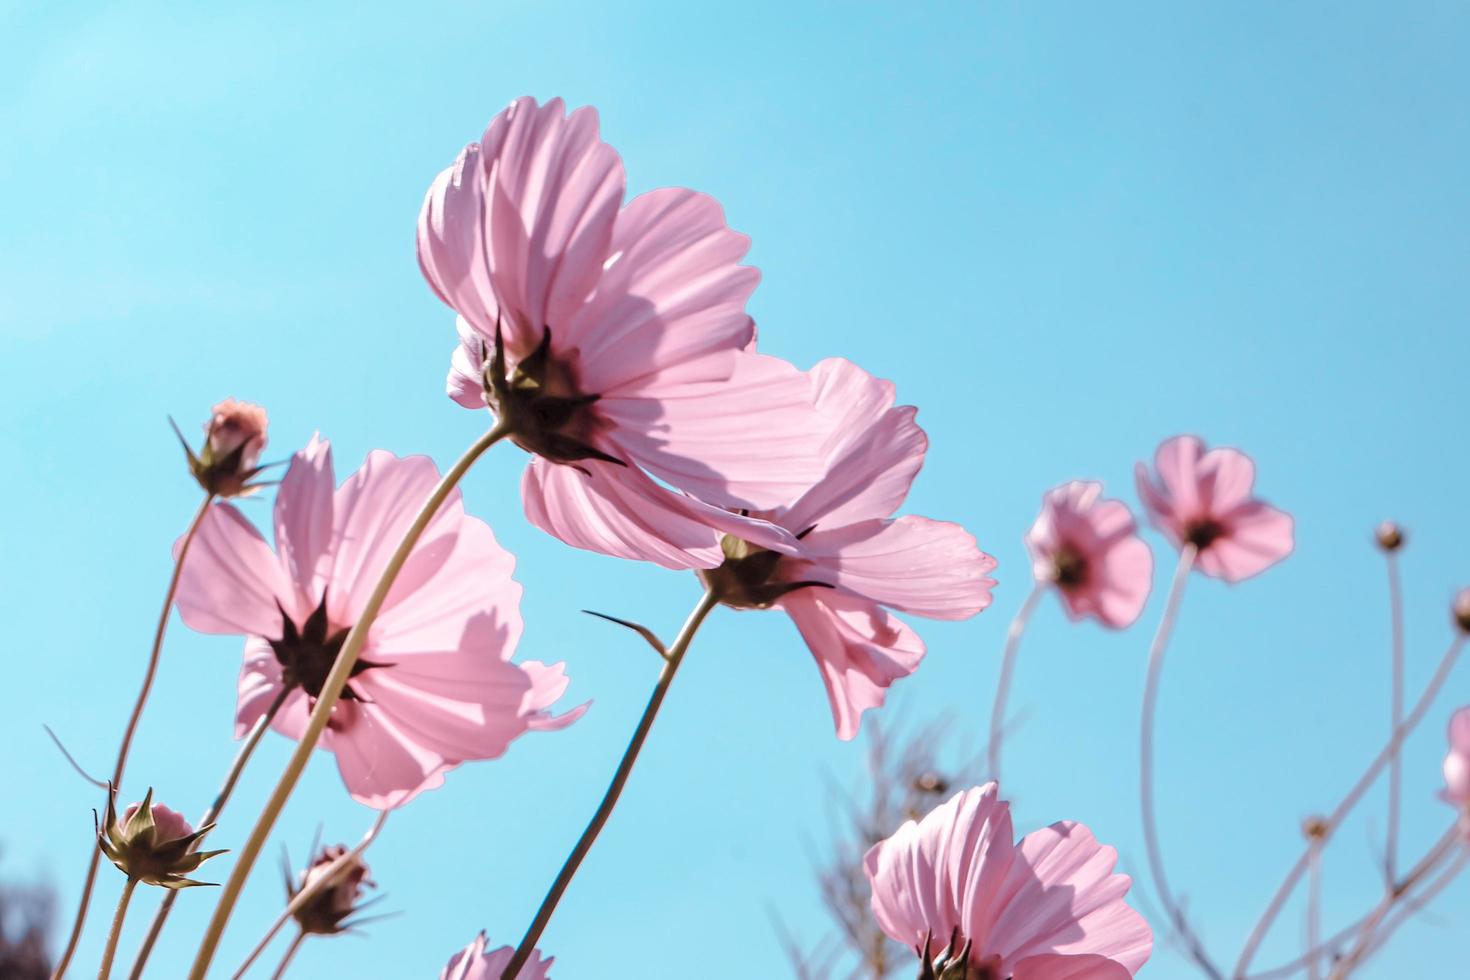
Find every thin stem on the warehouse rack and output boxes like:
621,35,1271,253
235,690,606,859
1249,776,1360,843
53,494,214,980
499,589,721,980
1357,847,1469,968
987,583,1046,783
1327,824,1462,979
1306,842,1322,980
128,686,292,979
1233,634,1467,978
230,811,389,980
97,879,138,980
269,932,305,980
188,422,510,980
1139,546,1223,980
1384,551,1405,882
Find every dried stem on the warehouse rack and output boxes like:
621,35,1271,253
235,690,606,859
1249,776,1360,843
96,879,137,980
1306,842,1322,980
187,422,509,980
1384,551,1405,882
1233,634,1467,978
53,494,213,980
268,932,304,980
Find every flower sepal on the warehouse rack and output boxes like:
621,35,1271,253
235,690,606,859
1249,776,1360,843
170,399,270,498
98,786,225,888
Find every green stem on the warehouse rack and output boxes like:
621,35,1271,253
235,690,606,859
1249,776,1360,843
499,589,721,980
127,686,291,979
97,878,138,980
53,494,214,980
186,422,510,980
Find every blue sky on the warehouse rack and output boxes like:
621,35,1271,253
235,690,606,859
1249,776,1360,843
3,1,1469,977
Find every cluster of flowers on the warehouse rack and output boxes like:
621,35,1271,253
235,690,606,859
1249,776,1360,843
52,95,1470,980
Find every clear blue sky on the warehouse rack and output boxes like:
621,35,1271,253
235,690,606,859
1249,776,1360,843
3,2,1468,977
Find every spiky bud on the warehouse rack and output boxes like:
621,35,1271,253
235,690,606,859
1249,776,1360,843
97,787,223,888
172,399,269,497
288,845,376,936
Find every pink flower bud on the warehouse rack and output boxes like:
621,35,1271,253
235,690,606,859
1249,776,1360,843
1443,707,1470,807
178,399,269,497
121,801,193,843
291,845,374,936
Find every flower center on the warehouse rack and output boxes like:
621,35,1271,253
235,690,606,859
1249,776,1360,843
1051,546,1088,588
483,324,622,469
270,593,388,705
1185,517,1225,550
698,533,832,609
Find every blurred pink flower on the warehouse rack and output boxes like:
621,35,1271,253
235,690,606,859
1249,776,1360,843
1134,435,1293,582
440,932,552,980
700,358,995,739
864,782,1152,979
418,96,822,570
175,436,585,809
1026,481,1153,628
1442,707,1470,808
205,399,268,472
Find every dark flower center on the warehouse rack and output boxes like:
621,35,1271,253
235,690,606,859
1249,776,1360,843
1185,517,1226,550
1052,546,1088,588
270,593,388,705
482,322,622,471
698,532,831,609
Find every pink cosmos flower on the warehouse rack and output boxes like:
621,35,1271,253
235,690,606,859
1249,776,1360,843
1025,482,1152,628
1442,707,1470,808
175,436,585,809
440,932,552,980
418,96,823,570
699,358,995,739
1134,435,1294,582
865,783,1152,979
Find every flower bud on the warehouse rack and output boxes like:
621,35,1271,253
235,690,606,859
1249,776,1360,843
1301,815,1329,840
97,787,224,887
1454,589,1470,635
173,399,269,497
289,845,375,936
1375,521,1405,552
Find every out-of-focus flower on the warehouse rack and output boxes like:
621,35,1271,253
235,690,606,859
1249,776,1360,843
174,436,586,809
1375,521,1405,552
698,358,995,739
174,399,270,498
98,789,223,888
1134,435,1293,582
289,845,375,936
440,932,552,980
1441,707,1470,809
864,783,1152,979
418,95,825,570
1453,589,1470,635
1025,481,1153,628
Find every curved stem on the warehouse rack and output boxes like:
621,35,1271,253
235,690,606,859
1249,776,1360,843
1326,824,1462,979
128,686,291,979
1139,546,1222,979
53,494,213,980
97,878,138,980
1233,634,1467,978
987,583,1046,783
499,589,720,980
230,811,389,980
268,932,305,980
187,423,510,980
1384,551,1405,882
1356,846,1469,969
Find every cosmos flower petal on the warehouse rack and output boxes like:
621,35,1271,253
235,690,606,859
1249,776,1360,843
176,503,294,636
567,187,759,394
799,516,996,620
783,591,926,741
990,822,1152,975
440,932,553,980
780,357,929,531
1011,954,1136,980
418,142,501,340
1195,501,1294,583
1025,482,1153,629
520,457,797,570
273,434,335,612
600,352,827,511
447,316,491,409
